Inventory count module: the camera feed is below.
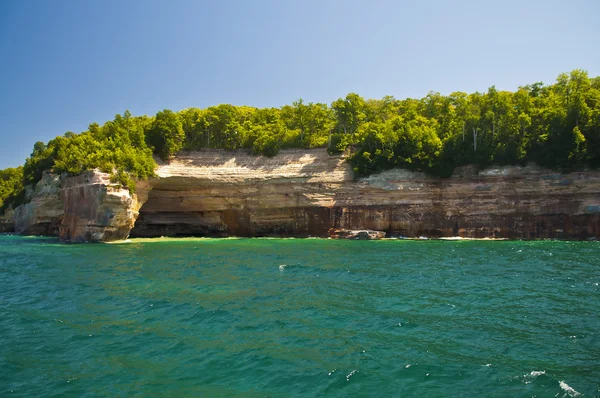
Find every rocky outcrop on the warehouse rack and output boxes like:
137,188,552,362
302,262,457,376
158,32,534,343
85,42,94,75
329,228,386,240
8,170,147,242
59,171,150,242
14,172,63,235
130,149,600,240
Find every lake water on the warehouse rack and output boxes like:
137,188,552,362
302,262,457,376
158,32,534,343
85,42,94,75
0,235,598,397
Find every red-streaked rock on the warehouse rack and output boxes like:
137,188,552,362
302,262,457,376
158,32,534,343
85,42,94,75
7,149,600,241
132,149,600,240
59,170,150,242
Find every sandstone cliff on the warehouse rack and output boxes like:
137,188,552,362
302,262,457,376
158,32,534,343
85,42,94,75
4,149,600,241
10,170,147,242
14,172,63,235
0,208,15,233
59,171,150,242
131,149,600,240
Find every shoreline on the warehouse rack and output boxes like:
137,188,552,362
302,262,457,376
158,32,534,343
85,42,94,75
3,233,598,243
102,235,593,244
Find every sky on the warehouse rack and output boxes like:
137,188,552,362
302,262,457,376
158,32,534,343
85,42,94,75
0,0,599,169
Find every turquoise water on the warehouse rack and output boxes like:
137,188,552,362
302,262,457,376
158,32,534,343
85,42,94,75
0,236,599,397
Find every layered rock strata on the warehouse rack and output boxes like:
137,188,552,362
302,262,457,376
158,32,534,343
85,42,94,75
4,149,600,241
9,170,147,242
59,171,150,242
14,172,63,235
130,149,600,240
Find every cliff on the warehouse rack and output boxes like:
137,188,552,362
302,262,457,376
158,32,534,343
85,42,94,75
59,171,150,242
0,208,15,233
10,170,147,242
131,149,600,240
4,149,600,241
14,172,63,235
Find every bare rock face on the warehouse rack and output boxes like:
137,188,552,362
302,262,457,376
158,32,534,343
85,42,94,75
14,172,63,235
0,208,15,233
6,149,600,241
9,170,149,242
131,149,600,240
329,228,386,240
59,171,150,242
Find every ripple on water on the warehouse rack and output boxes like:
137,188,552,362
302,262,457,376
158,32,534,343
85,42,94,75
0,237,598,397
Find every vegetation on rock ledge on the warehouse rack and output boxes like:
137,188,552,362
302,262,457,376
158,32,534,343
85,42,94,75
1,70,599,210
0,167,24,213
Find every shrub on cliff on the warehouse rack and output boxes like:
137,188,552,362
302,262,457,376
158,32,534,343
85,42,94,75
252,133,280,157
21,111,156,193
0,167,24,212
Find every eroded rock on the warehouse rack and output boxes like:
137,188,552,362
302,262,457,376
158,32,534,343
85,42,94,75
9,170,150,242
5,149,600,241
0,208,15,233
132,149,600,240
14,172,63,235
59,171,150,242
328,228,386,240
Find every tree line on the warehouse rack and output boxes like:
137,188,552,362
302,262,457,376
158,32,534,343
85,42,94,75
1,70,599,211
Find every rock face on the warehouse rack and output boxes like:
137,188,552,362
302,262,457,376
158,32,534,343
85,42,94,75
5,149,600,241
9,170,147,242
130,149,600,240
14,172,63,235
0,208,15,233
59,171,150,242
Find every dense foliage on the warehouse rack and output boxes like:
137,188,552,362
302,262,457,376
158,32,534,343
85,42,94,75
172,69,600,177
22,111,155,192
0,167,24,212
344,70,600,176
1,70,598,211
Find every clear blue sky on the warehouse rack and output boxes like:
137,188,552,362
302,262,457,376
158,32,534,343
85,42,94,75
1,0,598,169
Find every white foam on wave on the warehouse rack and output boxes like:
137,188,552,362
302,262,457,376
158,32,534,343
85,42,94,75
279,264,287,270
521,370,545,384
559,381,581,397
346,369,358,381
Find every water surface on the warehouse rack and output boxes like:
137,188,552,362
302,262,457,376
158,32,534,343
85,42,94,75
1,236,598,397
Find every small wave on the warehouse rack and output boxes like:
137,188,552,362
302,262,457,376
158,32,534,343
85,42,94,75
346,369,358,381
279,264,287,270
520,370,545,384
559,381,581,397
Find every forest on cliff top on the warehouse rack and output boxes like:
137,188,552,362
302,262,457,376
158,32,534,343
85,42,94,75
1,70,599,212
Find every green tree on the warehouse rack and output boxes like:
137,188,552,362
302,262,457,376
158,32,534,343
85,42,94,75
0,166,24,211
332,93,367,136
146,109,185,160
